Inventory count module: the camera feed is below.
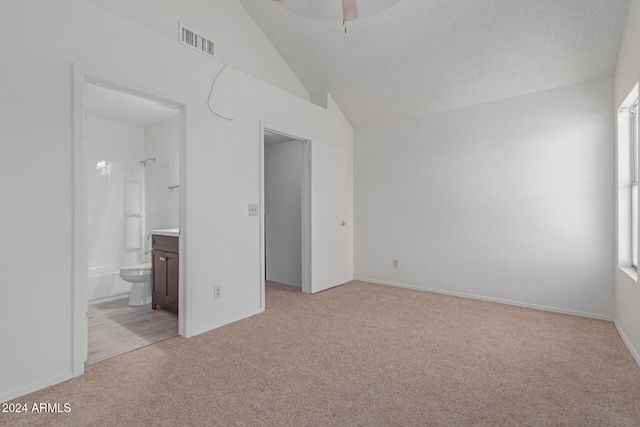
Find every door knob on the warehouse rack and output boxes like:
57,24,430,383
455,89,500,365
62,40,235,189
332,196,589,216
340,221,347,226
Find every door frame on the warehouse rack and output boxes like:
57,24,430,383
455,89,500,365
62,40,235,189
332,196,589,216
72,64,189,376
259,123,312,310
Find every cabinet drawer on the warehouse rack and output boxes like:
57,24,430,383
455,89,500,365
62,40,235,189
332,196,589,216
152,235,179,252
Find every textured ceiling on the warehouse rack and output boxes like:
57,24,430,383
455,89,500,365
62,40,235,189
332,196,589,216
238,0,629,127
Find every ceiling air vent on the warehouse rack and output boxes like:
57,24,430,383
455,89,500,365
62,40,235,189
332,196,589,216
179,24,215,57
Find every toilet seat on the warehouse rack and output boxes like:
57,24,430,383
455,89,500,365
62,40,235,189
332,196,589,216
119,262,151,278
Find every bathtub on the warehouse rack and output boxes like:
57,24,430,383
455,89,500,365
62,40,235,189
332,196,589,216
87,263,133,304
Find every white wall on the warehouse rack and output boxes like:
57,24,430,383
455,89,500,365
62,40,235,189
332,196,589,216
265,140,303,287
614,0,640,365
87,0,310,102
355,78,614,319
86,115,145,301
87,115,145,269
145,115,181,240
0,0,353,403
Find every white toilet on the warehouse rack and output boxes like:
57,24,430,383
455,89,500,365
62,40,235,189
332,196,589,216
119,262,152,306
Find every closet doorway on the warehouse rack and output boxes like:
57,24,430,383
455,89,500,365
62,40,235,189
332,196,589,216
259,125,351,309
262,130,311,304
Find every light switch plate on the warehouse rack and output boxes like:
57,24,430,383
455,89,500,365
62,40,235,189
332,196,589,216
249,204,259,216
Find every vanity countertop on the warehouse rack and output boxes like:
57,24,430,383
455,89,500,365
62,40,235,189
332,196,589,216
151,229,179,237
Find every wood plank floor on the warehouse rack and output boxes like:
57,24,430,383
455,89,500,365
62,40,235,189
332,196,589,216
87,298,178,366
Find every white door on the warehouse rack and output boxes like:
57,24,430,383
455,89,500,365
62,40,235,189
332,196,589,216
310,140,350,293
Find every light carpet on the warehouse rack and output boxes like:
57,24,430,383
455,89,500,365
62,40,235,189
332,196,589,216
2,281,640,426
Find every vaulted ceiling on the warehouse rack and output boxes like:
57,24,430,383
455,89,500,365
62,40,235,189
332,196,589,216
238,0,630,127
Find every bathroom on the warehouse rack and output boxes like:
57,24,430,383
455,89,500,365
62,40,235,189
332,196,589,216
85,83,180,364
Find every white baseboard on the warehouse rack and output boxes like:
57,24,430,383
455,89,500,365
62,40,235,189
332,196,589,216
614,321,640,368
0,371,72,404
354,277,614,322
89,293,130,305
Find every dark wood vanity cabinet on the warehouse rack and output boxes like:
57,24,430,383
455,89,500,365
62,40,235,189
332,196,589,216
151,235,179,314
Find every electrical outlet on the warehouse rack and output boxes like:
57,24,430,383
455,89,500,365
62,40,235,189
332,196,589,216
213,286,222,299
249,204,259,216
392,259,399,268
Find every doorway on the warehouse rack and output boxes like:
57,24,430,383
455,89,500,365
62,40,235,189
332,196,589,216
263,132,307,288
259,126,352,309
261,129,311,309
73,66,188,375
84,83,180,365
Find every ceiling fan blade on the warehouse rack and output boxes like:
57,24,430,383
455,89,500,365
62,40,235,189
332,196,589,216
341,0,358,22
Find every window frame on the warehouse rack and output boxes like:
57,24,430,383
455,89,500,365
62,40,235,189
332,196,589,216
631,100,638,271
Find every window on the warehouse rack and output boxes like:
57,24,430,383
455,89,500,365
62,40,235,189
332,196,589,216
618,84,639,276
632,101,639,270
